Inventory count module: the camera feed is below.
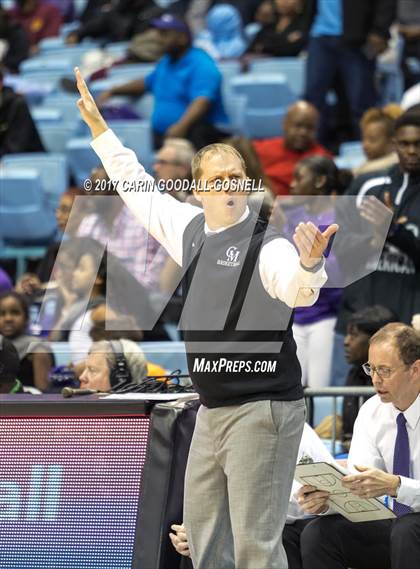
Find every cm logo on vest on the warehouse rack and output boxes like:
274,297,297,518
217,246,241,267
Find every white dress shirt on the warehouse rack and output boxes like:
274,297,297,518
91,130,328,308
348,393,420,511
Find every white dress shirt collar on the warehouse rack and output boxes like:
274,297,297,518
391,393,420,431
204,206,250,235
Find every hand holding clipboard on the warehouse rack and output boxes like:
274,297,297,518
295,462,396,523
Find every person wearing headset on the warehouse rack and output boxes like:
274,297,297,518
79,339,148,392
0,334,24,394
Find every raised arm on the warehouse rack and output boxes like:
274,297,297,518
75,67,201,264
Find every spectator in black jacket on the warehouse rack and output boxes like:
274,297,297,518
248,0,312,57
342,305,397,445
0,7,29,72
305,0,396,142
66,0,168,44
331,110,420,385
0,71,45,157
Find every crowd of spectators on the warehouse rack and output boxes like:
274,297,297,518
0,4,420,567
0,3,418,425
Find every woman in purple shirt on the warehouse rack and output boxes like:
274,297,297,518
280,156,350,388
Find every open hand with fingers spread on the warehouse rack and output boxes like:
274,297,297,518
293,221,339,269
74,66,108,139
359,192,407,227
359,192,407,248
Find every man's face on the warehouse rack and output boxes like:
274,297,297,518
193,152,248,230
0,296,26,339
157,28,188,56
367,341,419,409
394,125,420,174
79,352,111,392
284,110,318,152
153,146,188,183
344,325,370,365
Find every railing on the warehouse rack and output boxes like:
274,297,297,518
303,387,376,456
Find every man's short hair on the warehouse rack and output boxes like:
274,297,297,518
370,323,420,366
162,138,195,169
394,110,420,133
191,143,246,182
348,305,397,337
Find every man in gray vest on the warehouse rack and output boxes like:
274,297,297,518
75,67,338,569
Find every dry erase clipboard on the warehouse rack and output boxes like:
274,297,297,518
294,462,396,523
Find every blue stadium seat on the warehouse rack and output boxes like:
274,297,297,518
40,94,81,124
66,137,102,186
106,42,130,59
134,94,154,120
109,120,154,172
31,107,62,124
38,36,66,51
339,141,364,156
20,56,74,75
108,63,155,80
219,61,244,106
229,74,295,137
223,93,247,134
19,71,62,91
335,141,364,169
230,73,295,109
248,57,305,97
218,60,242,82
38,123,78,153
0,170,57,244
2,153,69,210
38,41,99,66
139,341,188,374
334,155,364,170
3,74,54,105
241,108,286,139
89,78,124,98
